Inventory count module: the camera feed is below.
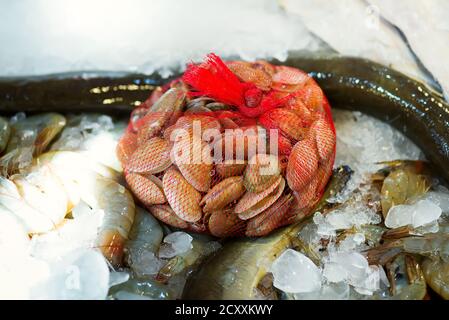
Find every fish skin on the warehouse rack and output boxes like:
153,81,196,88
367,0,449,100
279,0,434,88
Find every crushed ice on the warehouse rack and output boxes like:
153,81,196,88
2,109,449,300
385,200,442,229
270,110,436,299
313,190,382,238
271,248,386,298
51,114,125,171
330,110,424,203
158,232,193,259
271,249,322,294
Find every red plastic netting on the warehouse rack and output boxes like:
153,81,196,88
118,53,336,237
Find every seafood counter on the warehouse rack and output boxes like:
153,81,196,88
1,109,448,299
1,54,449,300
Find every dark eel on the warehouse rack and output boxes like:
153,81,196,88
0,71,170,115
0,53,448,299
1,53,447,181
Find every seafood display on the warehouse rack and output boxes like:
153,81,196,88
0,55,448,300
184,111,449,300
0,111,222,299
183,165,353,299
118,53,337,237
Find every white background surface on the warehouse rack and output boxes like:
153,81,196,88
0,0,448,97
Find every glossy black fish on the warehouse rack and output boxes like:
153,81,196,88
1,54,447,182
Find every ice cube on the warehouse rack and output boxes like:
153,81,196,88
271,249,322,293
109,271,129,288
328,251,369,285
293,289,322,300
385,200,442,228
414,221,439,235
159,232,193,259
294,282,350,300
50,127,83,151
313,193,381,237
30,249,110,300
325,251,382,296
412,200,442,227
321,282,350,300
424,186,449,214
338,233,366,252
131,251,165,277
384,204,412,228
30,207,103,260
0,255,49,299
97,115,114,131
323,262,348,283
313,212,336,237
353,266,380,295
326,211,353,230
127,207,163,254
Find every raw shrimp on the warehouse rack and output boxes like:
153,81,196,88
36,150,119,210
126,206,164,259
123,206,164,278
93,177,135,266
365,233,449,299
156,236,221,283
377,161,431,218
35,151,135,266
0,150,118,234
1,148,135,266
421,258,449,299
390,233,448,261
384,254,427,300
0,113,66,175
0,175,61,233
50,114,127,172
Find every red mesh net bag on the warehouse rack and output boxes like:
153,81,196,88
117,53,336,237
